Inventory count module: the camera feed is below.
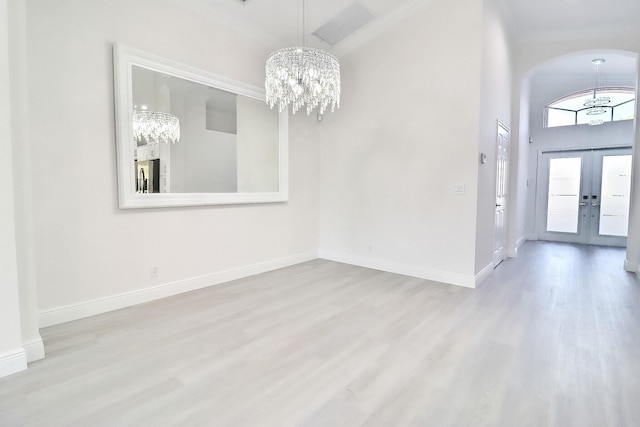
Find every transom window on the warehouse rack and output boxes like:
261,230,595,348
545,87,635,128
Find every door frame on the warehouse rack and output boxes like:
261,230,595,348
493,120,510,267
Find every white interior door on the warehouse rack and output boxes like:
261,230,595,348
536,147,632,247
493,121,510,267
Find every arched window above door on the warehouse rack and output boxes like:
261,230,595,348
545,87,635,128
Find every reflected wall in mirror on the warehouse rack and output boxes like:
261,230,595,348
114,44,288,208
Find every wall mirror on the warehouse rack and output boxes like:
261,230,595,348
113,44,288,208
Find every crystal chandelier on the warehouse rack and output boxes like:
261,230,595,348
265,0,340,115
132,110,180,144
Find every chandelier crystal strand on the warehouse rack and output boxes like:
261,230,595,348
265,47,340,115
132,111,180,144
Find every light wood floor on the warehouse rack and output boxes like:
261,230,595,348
1,242,639,426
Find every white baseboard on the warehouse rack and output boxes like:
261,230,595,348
625,258,640,278
517,236,527,249
39,251,318,328
508,236,527,258
319,250,476,289
0,348,27,378
475,262,494,287
23,337,45,363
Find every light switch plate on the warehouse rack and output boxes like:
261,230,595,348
454,184,465,194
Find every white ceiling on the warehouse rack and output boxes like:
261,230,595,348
176,0,640,53
532,52,637,83
176,0,426,54
174,0,640,83
503,0,640,42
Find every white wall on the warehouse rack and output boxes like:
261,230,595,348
507,76,530,254
0,0,27,377
318,0,484,287
626,67,640,275
475,0,513,273
8,0,43,363
17,0,319,324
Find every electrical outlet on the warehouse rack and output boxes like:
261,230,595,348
151,266,159,278
453,183,465,195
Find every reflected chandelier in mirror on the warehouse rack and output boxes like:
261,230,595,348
113,44,288,209
133,110,180,144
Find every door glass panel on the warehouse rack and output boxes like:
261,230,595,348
547,157,582,233
599,155,632,237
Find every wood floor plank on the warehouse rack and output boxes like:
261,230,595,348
0,242,639,426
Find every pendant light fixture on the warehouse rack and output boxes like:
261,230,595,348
586,58,610,126
265,0,340,115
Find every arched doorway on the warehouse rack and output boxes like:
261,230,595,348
510,49,639,271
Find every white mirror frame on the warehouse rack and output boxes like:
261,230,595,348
113,44,288,209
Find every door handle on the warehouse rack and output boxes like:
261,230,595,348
592,202,600,207
579,202,587,206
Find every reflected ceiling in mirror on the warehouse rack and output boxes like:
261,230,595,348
113,44,288,209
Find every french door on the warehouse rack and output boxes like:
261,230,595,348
536,147,633,247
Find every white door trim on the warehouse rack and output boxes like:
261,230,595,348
493,119,510,267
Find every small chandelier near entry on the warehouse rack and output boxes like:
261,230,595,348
586,58,610,126
132,110,180,144
265,0,340,115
